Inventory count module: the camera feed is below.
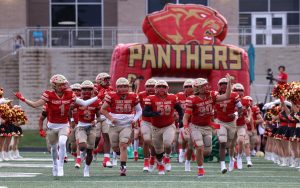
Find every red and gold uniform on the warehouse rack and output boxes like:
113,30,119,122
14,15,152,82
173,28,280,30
145,94,178,128
104,91,139,148
215,92,240,143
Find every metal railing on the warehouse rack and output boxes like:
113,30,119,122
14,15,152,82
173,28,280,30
1,26,300,61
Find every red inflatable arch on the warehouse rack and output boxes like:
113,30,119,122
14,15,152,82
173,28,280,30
110,4,249,95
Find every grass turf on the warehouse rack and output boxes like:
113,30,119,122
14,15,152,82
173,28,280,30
0,152,300,188
19,130,46,148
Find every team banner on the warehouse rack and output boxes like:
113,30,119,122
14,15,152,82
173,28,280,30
110,4,249,95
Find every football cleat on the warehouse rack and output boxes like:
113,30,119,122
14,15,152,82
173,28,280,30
143,159,150,172
64,156,68,163
75,158,81,169
164,157,172,172
229,160,235,172
185,160,191,172
57,165,64,177
102,157,113,168
52,164,58,177
158,164,165,175
83,165,90,177
198,168,205,177
120,166,127,176
247,160,253,167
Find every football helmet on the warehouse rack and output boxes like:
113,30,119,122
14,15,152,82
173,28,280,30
193,78,209,94
95,72,111,86
232,83,244,91
116,77,129,95
145,78,157,95
81,80,94,99
50,74,68,92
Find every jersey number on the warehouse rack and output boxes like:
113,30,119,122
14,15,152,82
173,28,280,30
116,104,132,113
59,104,65,116
157,104,171,116
198,104,213,115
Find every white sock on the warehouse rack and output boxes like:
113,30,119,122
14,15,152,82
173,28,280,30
58,135,68,166
51,144,58,165
246,156,251,162
133,139,139,151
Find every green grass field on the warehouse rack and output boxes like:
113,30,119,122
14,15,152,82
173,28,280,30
1,152,300,188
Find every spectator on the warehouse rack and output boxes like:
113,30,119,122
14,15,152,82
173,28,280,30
274,65,288,84
32,26,44,46
13,35,25,55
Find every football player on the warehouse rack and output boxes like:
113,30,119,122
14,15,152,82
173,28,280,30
143,80,183,175
101,77,142,176
94,72,113,167
15,74,100,177
176,79,194,171
183,74,232,177
215,78,242,174
138,78,157,172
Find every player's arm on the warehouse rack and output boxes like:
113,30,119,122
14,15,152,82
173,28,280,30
132,103,142,123
255,113,264,124
68,104,76,128
100,101,115,122
75,97,98,107
39,111,47,130
216,74,232,102
142,105,160,117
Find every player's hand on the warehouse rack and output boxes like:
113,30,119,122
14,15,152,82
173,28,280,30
228,113,236,119
111,118,118,124
39,129,46,137
15,92,26,102
153,111,161,116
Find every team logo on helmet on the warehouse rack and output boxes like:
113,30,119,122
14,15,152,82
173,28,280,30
145,78,157,86
70,83,81,90
155,80,168,87
193,78,208,87
95,72,111,85
116,77,130,86
50,74,68,85
81,80,94,89
183,79,194,87
232,83,244,91
218,77,228,85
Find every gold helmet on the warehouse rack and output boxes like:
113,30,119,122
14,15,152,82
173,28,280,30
81,80,94,89
183,79,194,87
145,78,157,86
218,77,228,85
193,78,208,87
50,74,68,91
70,83,81,90
116,77,130,86
232,83,244,91
155,80,168,87
95,72,111,85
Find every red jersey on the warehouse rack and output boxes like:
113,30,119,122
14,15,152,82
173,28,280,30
246,106,261,130
144,94,178,128
215,92,240,122
176,92,188,110
71,103,79,124
185,91,217,126
236,106,249,126
41,89,76,124
138,91,151,122
75,99,101,123
104,92,139,114
95,84,113,100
